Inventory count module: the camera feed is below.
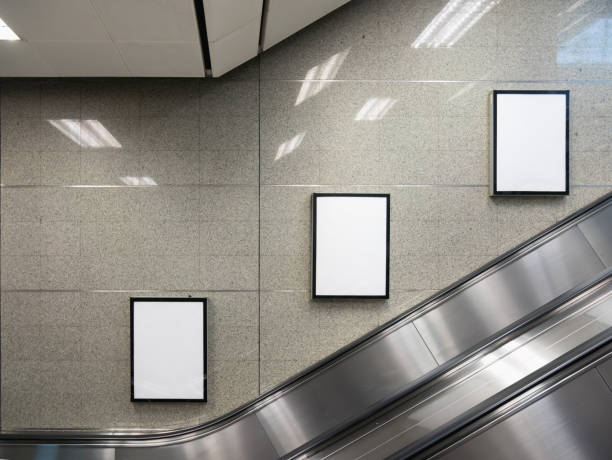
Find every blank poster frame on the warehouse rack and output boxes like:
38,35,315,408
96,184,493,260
491,90,570,196
312,193,390,300
130,297,207,402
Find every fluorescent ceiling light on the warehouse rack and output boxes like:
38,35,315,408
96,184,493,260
355,97,397,120
48,119,122,148
0,17,20,41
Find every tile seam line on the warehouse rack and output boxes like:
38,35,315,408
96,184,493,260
0,80,3,430
0,289,261,293
258,55,262,396
258,79,612,84
0,289,429,293
1,184,609,189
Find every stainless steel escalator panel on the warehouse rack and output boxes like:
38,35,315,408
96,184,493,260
596,357,612,391
114,413,278,460
437,367,612,460
312,280,612,460
0,446,116,460
0,323,439,460
413,226,605,364
579,202,612,267
255,323,438,456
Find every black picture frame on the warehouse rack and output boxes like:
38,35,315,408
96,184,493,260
491,90,570,196
130,297,208,402
312,193,390,300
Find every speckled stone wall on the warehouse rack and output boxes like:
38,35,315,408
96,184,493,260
1,0,611,430
0,75,261,429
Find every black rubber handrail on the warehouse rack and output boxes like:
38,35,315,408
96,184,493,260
1,192,610,444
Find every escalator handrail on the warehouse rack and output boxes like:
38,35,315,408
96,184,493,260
286,269,612,459
388,331,612,460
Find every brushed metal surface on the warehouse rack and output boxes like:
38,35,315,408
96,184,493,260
437,368,612,460
313,279,612,460
0,197,609,460
596,357,612,392
579,202,612,267
0,446,116,460
256,323,438,456
413,226,605,364
114,414,279,460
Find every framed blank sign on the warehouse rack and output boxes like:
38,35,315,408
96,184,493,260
131,297,207,402
312,193,390,299
491,90,569,195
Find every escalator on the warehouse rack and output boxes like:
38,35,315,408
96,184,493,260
0,193,611,460
301,271,612,459
414,342,612,460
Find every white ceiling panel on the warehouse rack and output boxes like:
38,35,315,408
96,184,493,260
0,0,108,41
0,0,204,76
203,0,262,42
262,0,351,50
32,41,128,76
90,0,199,42
201,0,262,77
0,41,55,76
208,16,259,77
118,42,203,77
0,0,354,77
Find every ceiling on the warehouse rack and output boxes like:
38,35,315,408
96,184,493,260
0,0,352,77
0,0,204,77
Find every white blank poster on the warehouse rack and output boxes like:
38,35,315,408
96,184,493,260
313,194,389,298
493,91,568,194
132,299,206,401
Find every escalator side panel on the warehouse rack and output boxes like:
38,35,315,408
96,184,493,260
256,323,438,456
438,369,612,460
0,446,115,460
596,358,612,391
114,414,279,460
578,203,612,267
414,226,605,364
312,283,612,460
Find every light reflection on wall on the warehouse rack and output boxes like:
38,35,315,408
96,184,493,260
0,17,20,41
412,0,499,48
295,49,350,106
354,97,397,120
120,176,157,186
275,133,305,160
565,0,588,14
48,119,122,148
557,18,612,64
